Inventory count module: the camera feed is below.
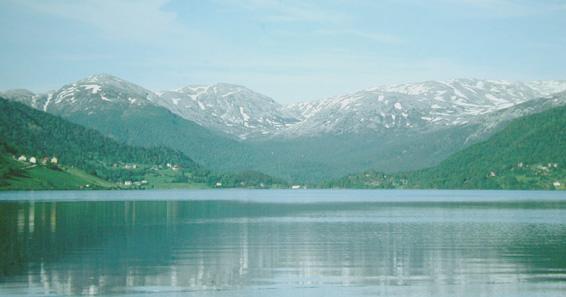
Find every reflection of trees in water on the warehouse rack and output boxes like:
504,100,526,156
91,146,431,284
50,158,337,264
1,201,566,295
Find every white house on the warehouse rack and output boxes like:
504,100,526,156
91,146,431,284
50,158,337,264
29,157,37,164
215,182,222,187
291,185,301,189
554,181,561,187
17,155,27,162
124,181,132,186
50,157,58,164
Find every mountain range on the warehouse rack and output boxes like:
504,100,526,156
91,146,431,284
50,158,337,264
2,74,566,183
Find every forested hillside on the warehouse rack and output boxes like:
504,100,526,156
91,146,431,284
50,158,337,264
0,98,286,189
326,105,566,190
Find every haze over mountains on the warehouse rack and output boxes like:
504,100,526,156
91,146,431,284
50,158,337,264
2,74,566,183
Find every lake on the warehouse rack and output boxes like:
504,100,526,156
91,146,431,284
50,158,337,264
1,189,565,296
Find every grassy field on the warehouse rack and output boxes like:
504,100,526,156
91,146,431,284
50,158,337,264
0,156,212,190
2,165,109,190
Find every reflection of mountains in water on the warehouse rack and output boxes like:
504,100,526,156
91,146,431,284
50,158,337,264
1,200,566,296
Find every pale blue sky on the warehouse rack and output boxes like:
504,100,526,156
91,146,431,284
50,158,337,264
1,0,565,103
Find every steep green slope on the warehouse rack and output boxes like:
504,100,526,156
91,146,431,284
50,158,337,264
0,98,287,189
61,104,254,170
327,105,566,190
0,98,205,187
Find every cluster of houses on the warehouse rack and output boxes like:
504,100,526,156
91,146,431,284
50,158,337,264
118,163,182,171
123,180,148,187
16,155,58,165
515,162,559,171
535,163,559,172
499,162,563,188
166,163,182,171
113,163,139,169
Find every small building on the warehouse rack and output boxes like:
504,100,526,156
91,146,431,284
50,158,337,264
489,171,496,177
553,181,561,187
215,182,222,187
124,181,132,186
141,180,148,184
291,185,301,190
41,157,49,165
29,157,37,164
17,155,27,162
50,157,58,164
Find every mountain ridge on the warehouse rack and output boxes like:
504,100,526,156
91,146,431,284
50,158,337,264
5,76,566,140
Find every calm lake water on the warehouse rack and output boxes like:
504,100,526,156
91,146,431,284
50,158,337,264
1,190,566,296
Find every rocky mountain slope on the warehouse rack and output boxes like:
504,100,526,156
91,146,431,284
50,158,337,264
4,76,565,140
152,83,298,139
281,79,566,137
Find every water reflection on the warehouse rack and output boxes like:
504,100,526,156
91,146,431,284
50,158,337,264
1,198,566,296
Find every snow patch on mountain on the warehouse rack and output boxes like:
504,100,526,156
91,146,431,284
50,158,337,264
3,76,566,141
35,74,159,114
152,83,299,139
279,79,566,137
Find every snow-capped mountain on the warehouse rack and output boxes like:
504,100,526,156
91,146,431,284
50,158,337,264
0,74,249,171
465,90,566,143
525,80,566,96
43,74,158,114
280,79,566,137
152,83,298,139
1,74,160,116
3,76,566,141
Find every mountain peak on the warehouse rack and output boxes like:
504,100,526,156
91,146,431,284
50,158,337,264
152,83,296,139
213,82,246,89
174,82,248,95
81,73,125,84
37,74,158,113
